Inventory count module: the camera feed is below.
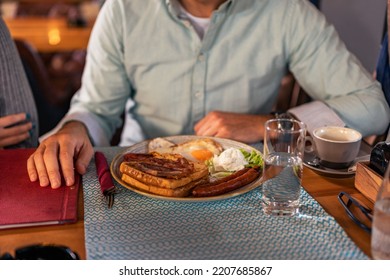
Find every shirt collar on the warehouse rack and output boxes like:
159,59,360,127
165,0,234,18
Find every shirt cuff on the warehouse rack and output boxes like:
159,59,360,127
287,101,346,135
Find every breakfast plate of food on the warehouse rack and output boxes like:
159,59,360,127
110,135,264,202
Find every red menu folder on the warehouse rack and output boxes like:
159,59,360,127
0,148,80,229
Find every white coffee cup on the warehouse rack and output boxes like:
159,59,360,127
305,126,362,169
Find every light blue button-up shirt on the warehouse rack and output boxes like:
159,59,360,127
51,0,390,146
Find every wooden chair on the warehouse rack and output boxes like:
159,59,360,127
14,40,52,102
273,72,312,113
14,39,68,135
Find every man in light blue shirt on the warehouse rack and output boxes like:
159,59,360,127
28,0,390,188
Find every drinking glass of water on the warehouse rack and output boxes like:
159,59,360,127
371,163,390,259
261,118,306,216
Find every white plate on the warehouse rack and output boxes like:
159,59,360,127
110,135,263,202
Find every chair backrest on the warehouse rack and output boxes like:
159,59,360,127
14,39,52,103
273,72,312,113
14,39,68,135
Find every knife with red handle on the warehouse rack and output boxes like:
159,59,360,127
94,151,116,209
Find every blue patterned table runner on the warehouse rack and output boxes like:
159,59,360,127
83,147,368,260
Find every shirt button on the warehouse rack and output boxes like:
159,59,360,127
198,53,205,62
183,21,191,28
195,91,204,99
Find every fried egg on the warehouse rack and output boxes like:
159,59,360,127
148,138,223,162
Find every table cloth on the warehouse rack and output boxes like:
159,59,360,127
83,147,368,260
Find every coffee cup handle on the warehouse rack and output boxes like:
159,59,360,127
305,136,316,154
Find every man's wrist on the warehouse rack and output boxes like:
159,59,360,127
62,120,87,131
62,120,93,143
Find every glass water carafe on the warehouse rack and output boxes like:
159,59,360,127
371,163,390,259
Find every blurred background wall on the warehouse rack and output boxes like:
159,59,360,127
320,0,387,73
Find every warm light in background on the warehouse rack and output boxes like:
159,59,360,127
48,28,61,46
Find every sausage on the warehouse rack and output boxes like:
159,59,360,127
192,168,259,197
192,168,260,197
195,167,250,188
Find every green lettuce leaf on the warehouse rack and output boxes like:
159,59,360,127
239,148,263,169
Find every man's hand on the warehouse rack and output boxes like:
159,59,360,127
0,113,32,148
194,111,273,143
27,121,94,189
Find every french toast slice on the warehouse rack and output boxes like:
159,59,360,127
121,173,207,197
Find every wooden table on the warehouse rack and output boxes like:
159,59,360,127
4,17,93,53
0,165,372,260
303,168,372,257
0,188,87,259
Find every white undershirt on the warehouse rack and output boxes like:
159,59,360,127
178,5,211,39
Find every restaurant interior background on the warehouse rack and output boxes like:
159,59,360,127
0,0,388,140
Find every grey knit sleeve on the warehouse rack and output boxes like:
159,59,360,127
0,17,39,148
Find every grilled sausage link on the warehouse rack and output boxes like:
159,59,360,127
192,168,259,197
196,168,250,188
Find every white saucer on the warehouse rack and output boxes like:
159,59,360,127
303,152,358,178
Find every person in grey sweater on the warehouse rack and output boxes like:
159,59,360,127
0,17,38,148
